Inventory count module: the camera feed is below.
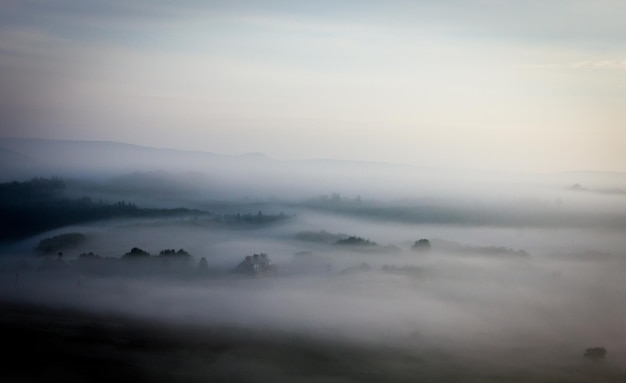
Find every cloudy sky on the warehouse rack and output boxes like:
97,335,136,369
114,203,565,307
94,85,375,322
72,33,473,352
1,1,625,172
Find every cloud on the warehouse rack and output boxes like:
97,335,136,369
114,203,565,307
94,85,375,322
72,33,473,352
572,60,626,69
534,60,626,70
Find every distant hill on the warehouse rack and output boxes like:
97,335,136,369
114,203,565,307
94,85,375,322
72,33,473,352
0,137,416,179
0,138,228,180
0,137,429,199
2,137,626,201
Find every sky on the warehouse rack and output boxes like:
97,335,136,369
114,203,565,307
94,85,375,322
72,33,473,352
1,0,625,172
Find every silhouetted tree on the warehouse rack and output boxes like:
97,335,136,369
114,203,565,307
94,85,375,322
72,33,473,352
78,251,101,260
35,233,86,254
335,236,377,247
159,248,191,258
123,247,150,259
412,239,431,252
198,257,208,272
584,347,607,360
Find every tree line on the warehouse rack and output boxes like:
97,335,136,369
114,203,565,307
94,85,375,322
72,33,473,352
0,178,206,242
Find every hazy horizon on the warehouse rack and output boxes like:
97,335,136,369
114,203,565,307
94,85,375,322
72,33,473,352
3,136,626,176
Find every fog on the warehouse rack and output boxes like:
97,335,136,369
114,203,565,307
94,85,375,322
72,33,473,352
2,212,626,378
4,138,626,204
1,138,626,381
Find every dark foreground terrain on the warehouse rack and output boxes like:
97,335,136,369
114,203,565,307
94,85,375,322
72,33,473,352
1,301,623,383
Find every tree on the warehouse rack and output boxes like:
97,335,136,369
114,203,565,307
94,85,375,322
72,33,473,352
123,247,150,259
159,248,191,257
198,257,208,272
335,236,377,247
584,347,607,359
35,233,86,254
412,239,431,252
